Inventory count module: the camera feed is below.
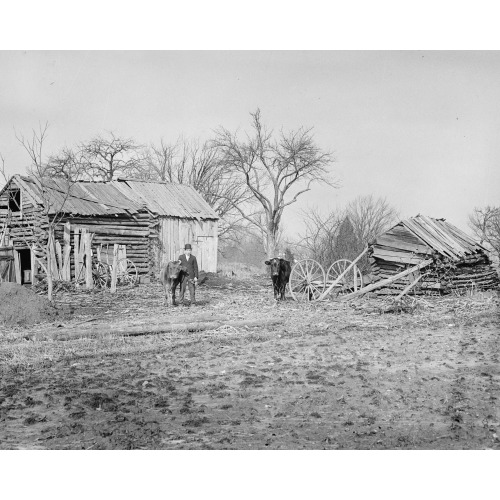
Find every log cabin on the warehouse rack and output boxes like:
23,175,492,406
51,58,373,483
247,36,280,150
368,215,499,295
0,175,219,285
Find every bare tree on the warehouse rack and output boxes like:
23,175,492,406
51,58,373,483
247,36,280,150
295,206,346,267
0,152,7,186
13,124,79,301
296,196,399,272
43,146,89,181
346,195,400,245
0,152,9,247
80,132,142,181
141,137,251,242
214,109,336,257
468,206,500,262
140,138,180,182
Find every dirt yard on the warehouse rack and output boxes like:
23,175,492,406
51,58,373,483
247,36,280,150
0,274,499,450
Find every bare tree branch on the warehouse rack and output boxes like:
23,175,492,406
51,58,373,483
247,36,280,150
12,124,80,300
214,109,336,257
139,137,250,244
468,206,500,262
346,195,400,245
80,132,143,181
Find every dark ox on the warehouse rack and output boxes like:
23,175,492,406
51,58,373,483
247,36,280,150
160,260,187,306
265,258,291,300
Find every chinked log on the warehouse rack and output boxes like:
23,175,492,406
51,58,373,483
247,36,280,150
448,277,496,285
114,251,149,256
56,224,149,233
92,239,148,245
452,270,498,279
72,226,148,236
27,317,284,341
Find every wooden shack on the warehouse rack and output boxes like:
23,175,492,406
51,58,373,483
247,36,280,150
0,175,219,285
368,214,499,295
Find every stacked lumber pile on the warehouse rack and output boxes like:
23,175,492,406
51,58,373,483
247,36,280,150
368,215,499,296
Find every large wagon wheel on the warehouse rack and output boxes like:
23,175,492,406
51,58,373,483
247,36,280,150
116,258,138,286
93,262,111,288
289,259,326,302
326,259,363,297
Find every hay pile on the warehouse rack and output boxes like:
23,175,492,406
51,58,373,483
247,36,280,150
0,283,59,326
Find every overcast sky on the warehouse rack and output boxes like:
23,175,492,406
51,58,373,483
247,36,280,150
1,50,499,236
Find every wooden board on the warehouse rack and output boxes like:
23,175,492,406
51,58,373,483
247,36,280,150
371,247,424,265
342,258,433,300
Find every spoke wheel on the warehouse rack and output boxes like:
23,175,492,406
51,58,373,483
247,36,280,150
289,259,325,302
116,258,138,286
93,262,110,289
326,259,363,297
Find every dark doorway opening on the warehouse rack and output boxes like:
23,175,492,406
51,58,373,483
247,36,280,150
19,249,32,284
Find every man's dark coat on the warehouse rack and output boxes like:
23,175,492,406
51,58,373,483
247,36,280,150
178,253,199,280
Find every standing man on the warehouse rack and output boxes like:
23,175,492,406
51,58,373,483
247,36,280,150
178,243,199,305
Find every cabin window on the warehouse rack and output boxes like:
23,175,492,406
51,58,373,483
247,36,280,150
8,189,21,212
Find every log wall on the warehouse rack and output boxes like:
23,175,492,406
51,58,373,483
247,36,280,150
0,179,47,248
51,211,153,281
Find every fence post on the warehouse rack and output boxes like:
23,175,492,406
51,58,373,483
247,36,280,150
111,244,119,293
30,247,38,286
74,227,80,283
63,222,71,281
85,232,93,290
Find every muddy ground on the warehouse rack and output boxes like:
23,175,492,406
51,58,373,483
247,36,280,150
1,275,499,449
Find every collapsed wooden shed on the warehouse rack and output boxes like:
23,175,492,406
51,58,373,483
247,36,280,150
368,214,499,295
0,175,218,285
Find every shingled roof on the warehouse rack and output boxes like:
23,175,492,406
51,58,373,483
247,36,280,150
2,175,219,219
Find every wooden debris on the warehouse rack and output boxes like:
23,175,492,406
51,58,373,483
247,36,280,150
342,259,433,300
27,317,283,341
367,215,500,296
395,273,427,300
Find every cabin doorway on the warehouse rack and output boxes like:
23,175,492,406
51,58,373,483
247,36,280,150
18,248,32,284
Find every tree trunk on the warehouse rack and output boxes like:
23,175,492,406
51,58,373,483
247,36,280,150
265,219,280,258
266,232,277,258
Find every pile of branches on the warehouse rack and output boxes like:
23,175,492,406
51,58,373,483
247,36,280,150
32,279,77,295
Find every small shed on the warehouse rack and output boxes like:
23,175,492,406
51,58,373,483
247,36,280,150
368,214,499,295
0,175,219,285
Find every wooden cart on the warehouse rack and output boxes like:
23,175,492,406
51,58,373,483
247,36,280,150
288,247,433,302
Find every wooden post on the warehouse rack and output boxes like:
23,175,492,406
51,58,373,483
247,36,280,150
30,247,38,285
74,227,81,281
63,222,71,281
80,228,87,284
110,244,118,293
118,244,127,273
13,250,21,284
47,228,59,280
55,240,63,280
85,232,93,290
341,258,434,300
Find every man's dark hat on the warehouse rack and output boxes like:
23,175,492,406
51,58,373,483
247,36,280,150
184,244,192,250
